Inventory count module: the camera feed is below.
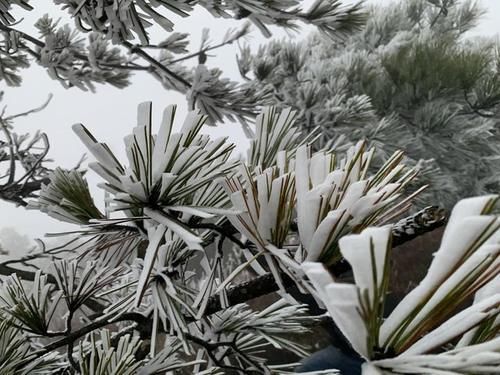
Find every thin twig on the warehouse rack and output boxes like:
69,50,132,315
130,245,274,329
32,312,148,358
185,333,256,374
0,118,16,184
168,39,239,66
0,23,44,47
122,41,192,88
65,310,80,372
4,94,53,121
191,222,249,249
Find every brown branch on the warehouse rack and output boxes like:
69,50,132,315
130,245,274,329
391,206,447,247
185,333,261,374
0,95,53,205
0,119,16,185
167,38,240,66
0,262,51,282
191,222,249,249
8,134,49,188
0,177,49,206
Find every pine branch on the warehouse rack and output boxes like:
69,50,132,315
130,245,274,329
3,93,52,121
205,273,295,316
0,23,44,47
0,261,106,312
32,312,148,358
0,23,150,74
207,206,448,313
0,205,446,315
0,261,51,282
167,38,245,66
0,102,52,205
0,179,47,206
24,207,447,359
122,41,191,89
391,206,447,247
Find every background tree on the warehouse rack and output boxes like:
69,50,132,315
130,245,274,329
238,0,500,209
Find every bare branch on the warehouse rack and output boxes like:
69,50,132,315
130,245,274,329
4,94,53,121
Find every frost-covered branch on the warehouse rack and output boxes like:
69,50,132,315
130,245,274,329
304,195,500,374
0,102,435,373
0,93,53,206
0,0,366,125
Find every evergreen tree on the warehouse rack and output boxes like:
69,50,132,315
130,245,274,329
238,0,500,209
0,0,365,126
1,100,498,375
0,1,498,374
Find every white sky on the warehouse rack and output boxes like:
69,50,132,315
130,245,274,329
1,0,499,247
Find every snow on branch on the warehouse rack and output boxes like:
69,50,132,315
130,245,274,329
304,195,500,374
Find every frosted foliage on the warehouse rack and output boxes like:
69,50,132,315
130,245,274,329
224,122,422,297
0,0,366,125
1,0,499,372
242,0,500,209
304,195,500,374
0,102,431,373
0,98,497,373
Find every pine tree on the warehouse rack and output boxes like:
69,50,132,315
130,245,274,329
0,0,365,126
238,0,500,210
0,1,498,374
0,100,498,374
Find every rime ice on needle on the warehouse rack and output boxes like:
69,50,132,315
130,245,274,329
304,195,500,374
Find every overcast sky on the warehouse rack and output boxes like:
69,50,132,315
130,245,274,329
1,0,500,250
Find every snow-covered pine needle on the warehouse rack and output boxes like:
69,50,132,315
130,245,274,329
303,195,500,374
